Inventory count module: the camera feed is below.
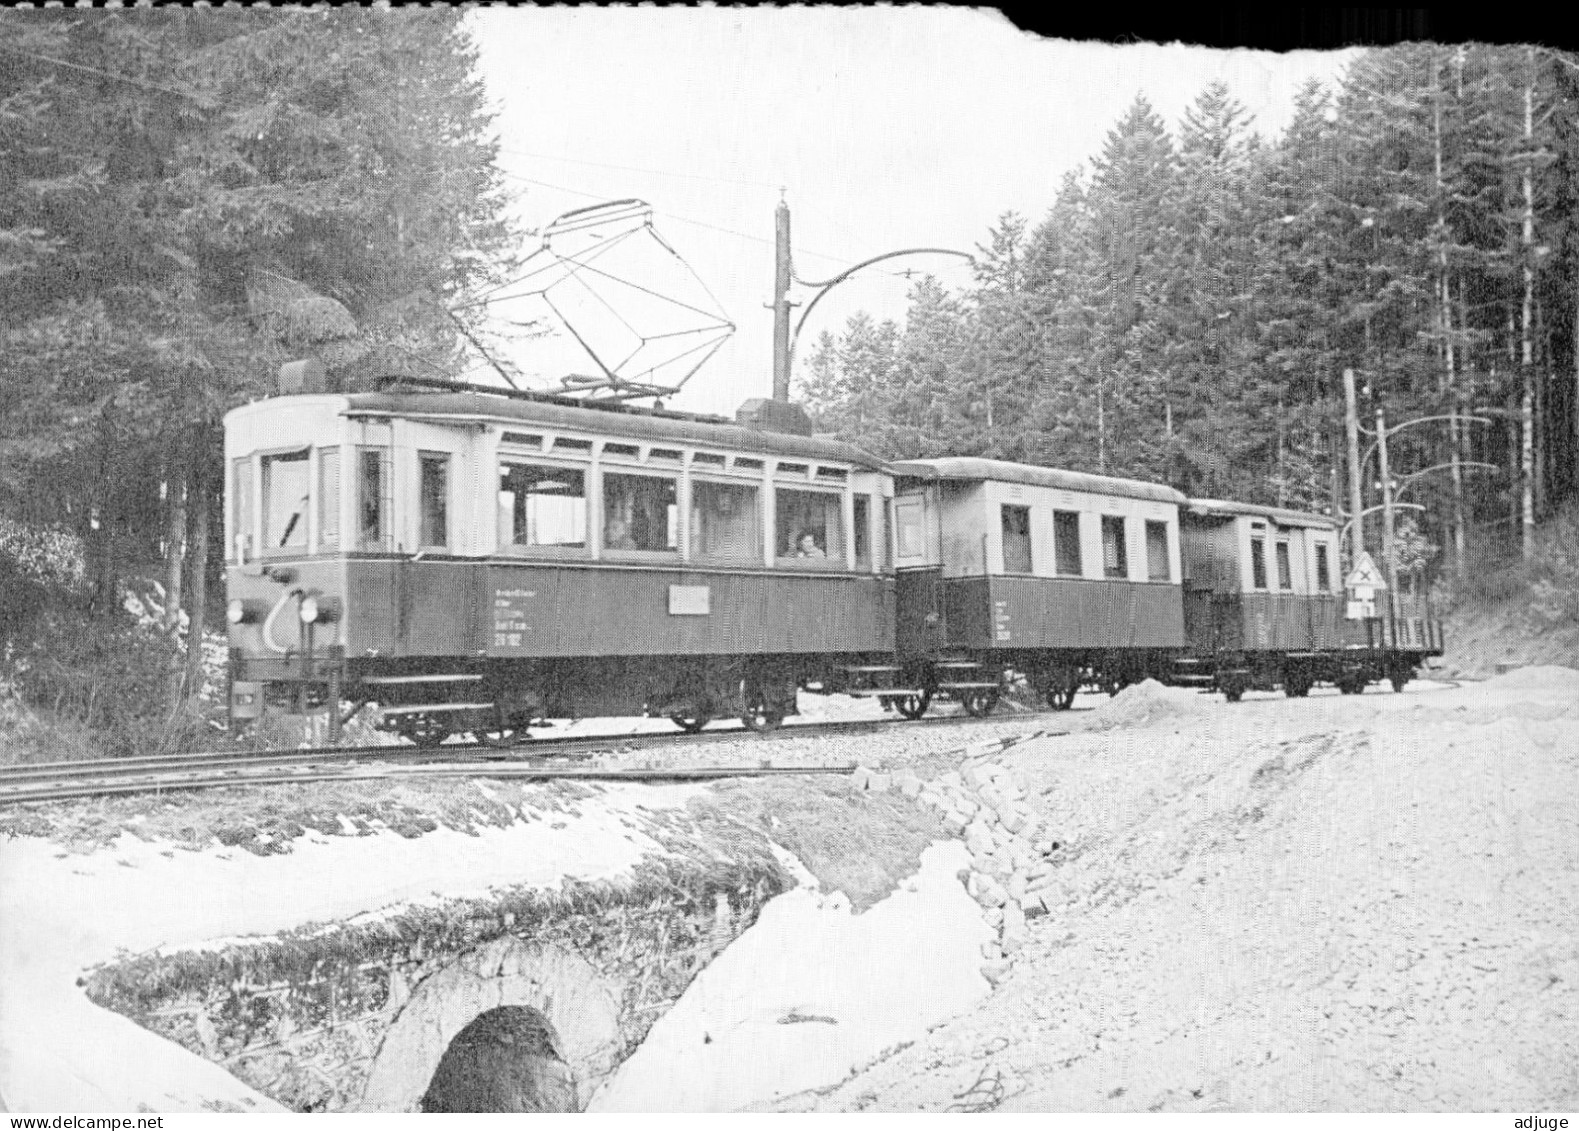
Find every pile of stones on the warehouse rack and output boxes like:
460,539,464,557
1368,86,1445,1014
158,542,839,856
853,739,1063,985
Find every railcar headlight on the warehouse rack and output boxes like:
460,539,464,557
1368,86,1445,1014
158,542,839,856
227,598,263,625
299,594,341,624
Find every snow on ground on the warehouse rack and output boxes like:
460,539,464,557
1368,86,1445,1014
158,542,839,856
779,671,1579,1112
0,782,704,1112
587,839,992,1112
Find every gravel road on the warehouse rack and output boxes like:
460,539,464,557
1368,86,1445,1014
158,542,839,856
775,670,1579,1112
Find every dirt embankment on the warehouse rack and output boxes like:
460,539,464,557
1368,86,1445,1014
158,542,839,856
783,671,1579,1112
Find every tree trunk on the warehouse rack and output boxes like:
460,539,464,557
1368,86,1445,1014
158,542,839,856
183,471,211,707
1519,48,1536,562
162,453,187,635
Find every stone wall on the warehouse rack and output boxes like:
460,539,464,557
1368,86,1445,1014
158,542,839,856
81,856,785,1112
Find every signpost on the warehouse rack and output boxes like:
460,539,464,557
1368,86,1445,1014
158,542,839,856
1344,551,1387,620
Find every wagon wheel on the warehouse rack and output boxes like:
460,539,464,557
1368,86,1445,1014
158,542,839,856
476,704,526,749
1283,674,1312,699
670,712,712,734
1046,684,1078,710
1389,672,1411,693
739,684,784,733
961,689,999,718
1338,674,1366,695
893,690,932,720
401,714,452,749
1102,677,1126,698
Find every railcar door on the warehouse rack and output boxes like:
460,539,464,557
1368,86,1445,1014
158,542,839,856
894,491,946,657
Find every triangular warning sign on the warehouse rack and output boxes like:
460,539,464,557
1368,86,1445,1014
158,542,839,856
1345,551,1387,590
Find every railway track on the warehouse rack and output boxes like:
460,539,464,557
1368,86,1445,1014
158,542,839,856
0,708,1064,806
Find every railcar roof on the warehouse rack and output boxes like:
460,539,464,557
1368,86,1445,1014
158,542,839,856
891,457,1187,505
1185,498,1337,529
249,391,886,469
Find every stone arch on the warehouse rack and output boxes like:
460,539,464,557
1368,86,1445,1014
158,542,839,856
358,937,623,1113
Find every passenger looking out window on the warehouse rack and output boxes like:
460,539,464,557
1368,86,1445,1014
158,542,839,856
1001,504,1032,573
1101,515,1127,579
419,453,450,548
499,463,586,550
691,480,760,563
777,488,843,563
1053,510,1081,576
603,473,677,553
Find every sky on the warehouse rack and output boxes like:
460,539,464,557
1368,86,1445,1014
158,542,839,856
467,8,1361,418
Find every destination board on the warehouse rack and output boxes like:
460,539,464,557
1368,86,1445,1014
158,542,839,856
492,585,538,650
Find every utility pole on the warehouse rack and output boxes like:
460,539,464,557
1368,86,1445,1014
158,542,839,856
771,196,793,402
1343,368,1365,568
1376,404,1399,622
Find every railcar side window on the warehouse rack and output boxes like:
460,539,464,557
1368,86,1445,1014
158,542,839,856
499,463,586,550
1276,541,1293,590
854,495,872,570
1101,516,1127,579
1250,537,1268,589
690,480,759,563
1053,510,1081,576
318,448,340,551
896,499,925,560
231,457,254,562
777,488,844,563
357,449,390,550
419,453,449,549
1145,520,1170,581
261,449,310,551
604,472,677,553
1315,543,1332,592
1001,505,1032,574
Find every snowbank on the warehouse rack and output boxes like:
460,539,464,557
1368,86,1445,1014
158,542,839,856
1481,664,1579,692
587,840,991,1112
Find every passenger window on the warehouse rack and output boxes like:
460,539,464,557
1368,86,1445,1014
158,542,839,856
419,453,449,548
357,448,390,550
261,449,310,550
1250,538,1268,589
1145,520,1170,581
604,472,677,553
1315,543,1332,592
318,448,340,551
691,479,760,563
777,487,843,563
896,499,925,560
854,495,872,570
231,457,254,562
1101,516,1128,579
1053,510,1082,576
1001,505,1032,573
1276,541,1293,590
499,462,586,549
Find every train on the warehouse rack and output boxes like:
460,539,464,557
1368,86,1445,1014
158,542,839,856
223,370,1444,744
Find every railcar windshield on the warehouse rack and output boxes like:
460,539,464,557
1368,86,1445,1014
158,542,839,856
261,449,310,551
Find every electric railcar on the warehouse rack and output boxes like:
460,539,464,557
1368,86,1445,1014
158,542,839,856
223,376,1444,741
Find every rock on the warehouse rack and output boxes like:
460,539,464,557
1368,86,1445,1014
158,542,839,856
897,773,924,799
1001,925,1029,954
1021,894,1050,919
965,824,996,858
1006,872,1028,902
981,941,1004,960
1034,840,1055,856
1001,807,1028,834
963,762,995,788
938,771,964,791
966,872,984,899
1027,872,1060,895
851,766,875,790
976,876,1009,908
982,852,1013,879
942,812,968,835
985,907,1005,928
865,772,891,793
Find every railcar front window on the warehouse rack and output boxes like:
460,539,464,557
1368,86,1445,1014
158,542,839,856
231,457,254,562
1315,543,1332,592
357,449,390,550
419,453,449,549
691,480,759,564
1001,504,1032,574
1145,520,1170,581
261,449,309,551
1250,537,1268,590
318,448,340,551
896,500,925,560
1053,510,1082,576
1101,515,1127,579
499,463,586,550
1276,541,1293,590
777,487,844,564
603,473,677,553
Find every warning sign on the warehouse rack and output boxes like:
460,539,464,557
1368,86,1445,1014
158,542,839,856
1344,551,1387,592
